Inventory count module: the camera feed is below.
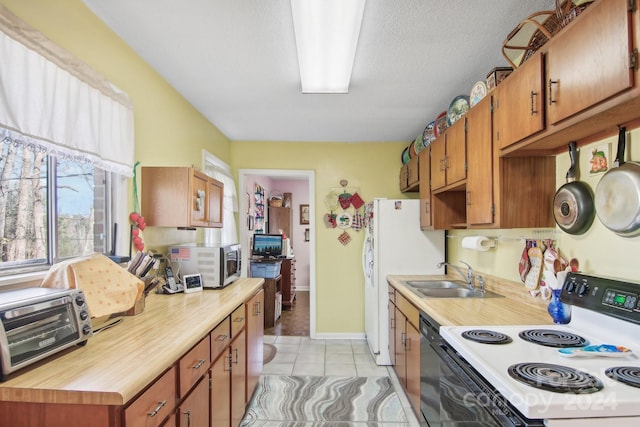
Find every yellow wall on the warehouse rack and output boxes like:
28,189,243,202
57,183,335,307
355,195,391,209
449,128,640,290
231,141,410,333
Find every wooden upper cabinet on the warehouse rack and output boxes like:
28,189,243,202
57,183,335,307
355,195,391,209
493,52,544,150
418,147,432,229
546,0,633,125
141,167,224,228
430,119,466,192
465,97,493,226
400,155,419,192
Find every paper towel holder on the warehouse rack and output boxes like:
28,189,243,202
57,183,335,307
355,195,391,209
461,236,496,251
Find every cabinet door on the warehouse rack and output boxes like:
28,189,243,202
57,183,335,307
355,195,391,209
493,52,544,149
230,330,247,427
445,119,466,186
418,147,432,229
190,171,209,227
207,178,224,227
210,352,231,427
465,97,494,226
268,207,292,237
546,0,632,125
388,299,396,367
246,290,264,402
429,136,446,191
177,377,209,427
405,321,421,417
393,306,407,387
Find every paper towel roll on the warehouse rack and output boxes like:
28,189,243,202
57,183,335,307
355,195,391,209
461,236,495,251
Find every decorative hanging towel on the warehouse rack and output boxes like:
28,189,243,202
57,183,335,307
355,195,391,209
324,213,337,228
338,231,352,245
350,192,365,210
351,211,364,231
338,192,352,209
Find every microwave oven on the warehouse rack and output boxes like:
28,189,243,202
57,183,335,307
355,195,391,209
168,244,241,289
0,287,93,381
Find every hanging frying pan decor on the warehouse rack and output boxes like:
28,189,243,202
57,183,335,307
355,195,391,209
595,127,640,237
553,142,595,235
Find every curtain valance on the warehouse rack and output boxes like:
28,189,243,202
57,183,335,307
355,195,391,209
0,5,134,176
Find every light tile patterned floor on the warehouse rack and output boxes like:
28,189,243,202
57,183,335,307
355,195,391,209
262,335,421,427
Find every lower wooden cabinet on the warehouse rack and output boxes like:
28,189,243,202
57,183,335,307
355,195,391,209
176,376,209,427
230,329,247,427
210,349,232,426
246,289,264,402
389,287,421,418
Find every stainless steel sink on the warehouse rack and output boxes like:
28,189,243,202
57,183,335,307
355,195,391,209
400,279,504,299
411,287,503,298
403,280,465,289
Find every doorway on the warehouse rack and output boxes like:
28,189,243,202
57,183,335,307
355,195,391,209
238,169,316,338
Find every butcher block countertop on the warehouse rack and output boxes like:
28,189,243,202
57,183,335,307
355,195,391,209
0,278,264,406
387,274,553,327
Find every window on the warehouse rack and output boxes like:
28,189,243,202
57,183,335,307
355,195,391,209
203,150,238,245
0,140,111,273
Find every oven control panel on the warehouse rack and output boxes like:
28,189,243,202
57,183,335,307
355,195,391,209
561,272,640,325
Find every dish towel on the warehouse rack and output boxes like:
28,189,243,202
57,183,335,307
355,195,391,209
41,253,144,318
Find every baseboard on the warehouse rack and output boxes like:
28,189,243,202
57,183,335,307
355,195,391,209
312,332,366,340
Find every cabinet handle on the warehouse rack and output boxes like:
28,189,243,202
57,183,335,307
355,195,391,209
530,91,538,115
215,334,228,342
548,79,558,105
400,332,406,347
226,353,233,371
234,316,245,323
147,400,166,417
254,301,261,316
439,158,445,172
233,347,239,364
405,336,412,351
192,358,206,370
444,156,449,170
182,409,192,427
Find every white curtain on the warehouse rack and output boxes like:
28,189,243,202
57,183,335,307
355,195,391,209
204,152,238,245
0,5,134,176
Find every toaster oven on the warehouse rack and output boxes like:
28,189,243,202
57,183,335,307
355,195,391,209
0,287,93,381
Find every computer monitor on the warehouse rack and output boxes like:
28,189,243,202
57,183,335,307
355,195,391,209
251,234,283,258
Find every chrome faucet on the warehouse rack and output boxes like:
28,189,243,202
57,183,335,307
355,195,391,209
437,260,474,289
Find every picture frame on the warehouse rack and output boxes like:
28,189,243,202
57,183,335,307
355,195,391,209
300,204,309,225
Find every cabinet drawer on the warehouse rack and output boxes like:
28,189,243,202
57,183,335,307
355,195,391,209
230,305,245,338
396,292,419,329
211,316,231,362
125,366,176,427
178,335,210,398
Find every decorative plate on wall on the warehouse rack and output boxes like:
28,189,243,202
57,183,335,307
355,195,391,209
422,121,435,147
434,111,448,138
447,95,470,126
469,81,488,107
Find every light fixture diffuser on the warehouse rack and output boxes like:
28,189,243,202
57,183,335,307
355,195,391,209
291,0,366,93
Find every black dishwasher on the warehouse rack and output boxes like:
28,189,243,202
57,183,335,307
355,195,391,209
419,312,544,427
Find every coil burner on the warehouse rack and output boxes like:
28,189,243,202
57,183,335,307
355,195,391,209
605,366,640,388
518,329,588,348
508,363,604,394
461,329,513,344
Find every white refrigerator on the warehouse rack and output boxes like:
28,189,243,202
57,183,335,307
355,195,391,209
362,198,445,365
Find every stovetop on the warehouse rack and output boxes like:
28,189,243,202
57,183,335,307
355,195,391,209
440,273,640,422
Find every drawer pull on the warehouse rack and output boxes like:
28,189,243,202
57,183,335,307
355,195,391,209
193,358,206,370
233,347,239,365
234,316,245,323
215,334,228,342
147,400,166,417
530,90,538,115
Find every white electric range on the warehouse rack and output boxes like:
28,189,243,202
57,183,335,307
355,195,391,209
440,273,640,427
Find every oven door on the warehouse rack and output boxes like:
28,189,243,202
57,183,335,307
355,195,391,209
419,314,543,427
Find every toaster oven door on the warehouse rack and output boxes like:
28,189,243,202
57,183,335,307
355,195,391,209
1,297,81,373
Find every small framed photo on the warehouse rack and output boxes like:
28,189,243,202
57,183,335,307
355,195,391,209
182,273,203,293
300,204,309,225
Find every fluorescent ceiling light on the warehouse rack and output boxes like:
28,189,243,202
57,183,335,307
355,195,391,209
291,0,366,93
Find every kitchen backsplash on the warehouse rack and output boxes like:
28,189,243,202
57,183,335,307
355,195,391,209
449,128,640,285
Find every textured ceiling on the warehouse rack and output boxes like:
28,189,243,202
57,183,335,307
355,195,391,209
83,0,556,143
